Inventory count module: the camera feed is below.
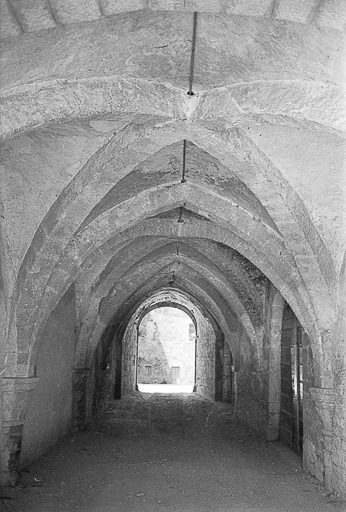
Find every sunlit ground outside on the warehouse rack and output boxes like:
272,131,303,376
138,384,194,394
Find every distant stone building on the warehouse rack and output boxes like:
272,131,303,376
138,308,195,385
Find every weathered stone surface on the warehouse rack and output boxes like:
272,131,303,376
0,0,23,38
1,0,345,42
330,255,346,496
0,122,115,271
315,0,346,30
1,377,39,486
1,4,345,499
249,125,346,275
50,0,101,23
9,0,56,32
195,82,346,135
20,286,75,469
275,0,318,24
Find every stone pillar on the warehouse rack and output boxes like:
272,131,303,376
0,369,4,484
266,333,282,441
266,288,284,441
231,364,238,414
223,342,232,402
309,387,336,491
1,377,39,486
72,368,92,430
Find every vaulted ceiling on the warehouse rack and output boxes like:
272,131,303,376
0,1,345,383
1,0,345,38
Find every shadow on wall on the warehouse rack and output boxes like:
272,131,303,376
20,286,76,469
137,307,195,386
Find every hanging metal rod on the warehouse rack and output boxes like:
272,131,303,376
181,139,187,183
182,14,197,187
188,12,198,96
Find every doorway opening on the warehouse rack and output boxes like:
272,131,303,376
279,303,305,456
137,306,196,394
117,289,230,401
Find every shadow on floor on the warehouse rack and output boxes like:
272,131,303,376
2,393,345,512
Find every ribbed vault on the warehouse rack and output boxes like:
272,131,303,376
6,125,339,384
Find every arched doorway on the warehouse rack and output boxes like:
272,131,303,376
279,303,311,456
137,306,196,393
114,289,233,403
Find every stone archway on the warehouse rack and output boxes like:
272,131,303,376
115,290,233,403
136,304,197,392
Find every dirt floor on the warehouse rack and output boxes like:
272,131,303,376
1,392,346,512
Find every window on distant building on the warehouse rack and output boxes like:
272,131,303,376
172,366,180,379
145,365,152,375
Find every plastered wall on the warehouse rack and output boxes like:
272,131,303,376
20,286,75,467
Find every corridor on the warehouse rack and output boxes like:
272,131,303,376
2,393,345,512
1,0,346,497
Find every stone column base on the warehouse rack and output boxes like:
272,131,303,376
73,369,92,429
1,377,39,486
309,387,336,491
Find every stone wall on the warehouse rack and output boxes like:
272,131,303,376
331,257,346,496
234,322,267,435
20,286,75,468
73,321,118,430
121,321,137,397
91,326,117,419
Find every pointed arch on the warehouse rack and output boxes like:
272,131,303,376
8,121,333,387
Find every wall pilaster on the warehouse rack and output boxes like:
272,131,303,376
307,387,336,491
72,368,92,430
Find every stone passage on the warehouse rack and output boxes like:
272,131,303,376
2,393,345,512
1,0,346,499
